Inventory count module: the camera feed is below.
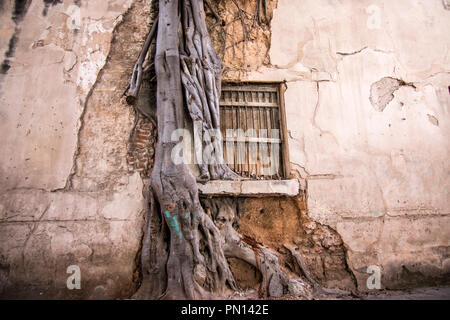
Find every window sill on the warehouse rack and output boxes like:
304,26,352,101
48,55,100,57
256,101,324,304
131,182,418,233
198,179,299,197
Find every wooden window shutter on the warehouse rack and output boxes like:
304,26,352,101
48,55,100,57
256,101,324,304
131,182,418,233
219,83,290,180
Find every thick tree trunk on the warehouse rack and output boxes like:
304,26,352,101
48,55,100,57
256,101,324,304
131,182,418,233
179,0,238,182
131,0,307,300
134,0,237,300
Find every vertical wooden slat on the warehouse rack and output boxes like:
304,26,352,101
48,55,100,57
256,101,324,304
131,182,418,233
223,106,228,169
220,106,225,168
271,90,279,178
248,91,256,178
265,95,272,178
278,83,290,179
229,104,232,171
257,93,263,178
232,104,237,173
223,92,228,169
252,91,258,178
244,91,250,177
230,91,235,171
236,94,241,175
241,91,249,176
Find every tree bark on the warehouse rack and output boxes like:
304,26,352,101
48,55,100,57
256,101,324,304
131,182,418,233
133,0,238,300
131,0,304,300
126,19,158,105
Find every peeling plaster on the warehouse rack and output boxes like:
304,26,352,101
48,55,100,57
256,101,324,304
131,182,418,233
369,77,416,112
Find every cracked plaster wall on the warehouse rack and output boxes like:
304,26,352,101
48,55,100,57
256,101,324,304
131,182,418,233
0,0,150,298
235,0,450,290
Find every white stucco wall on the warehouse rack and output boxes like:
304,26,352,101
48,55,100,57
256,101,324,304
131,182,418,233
244,0,450,289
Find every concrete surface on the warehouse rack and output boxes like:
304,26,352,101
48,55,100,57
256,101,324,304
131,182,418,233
198,179,300,197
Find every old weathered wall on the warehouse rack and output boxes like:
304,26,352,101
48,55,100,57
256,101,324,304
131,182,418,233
239,0,450,290
0,0,449,299
0,0,152,298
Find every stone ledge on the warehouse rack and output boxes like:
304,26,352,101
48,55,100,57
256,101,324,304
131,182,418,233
198,179,299,197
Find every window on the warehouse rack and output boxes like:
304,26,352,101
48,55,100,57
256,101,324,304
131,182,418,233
219,82,290,180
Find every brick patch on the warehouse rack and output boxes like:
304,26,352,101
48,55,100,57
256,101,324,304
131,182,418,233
127,113,156,177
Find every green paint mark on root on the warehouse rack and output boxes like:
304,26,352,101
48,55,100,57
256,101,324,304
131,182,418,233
171,216,183,240
165,210,183,240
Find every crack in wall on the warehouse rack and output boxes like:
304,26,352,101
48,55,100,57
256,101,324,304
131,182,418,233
336,46,394,58
336,46,368,56
62,1,138,192
21,203,50,270
311,81,340,145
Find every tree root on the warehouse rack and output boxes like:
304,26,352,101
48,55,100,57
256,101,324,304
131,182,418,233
203,198,296,298
126,19,158,105
284,244,355,298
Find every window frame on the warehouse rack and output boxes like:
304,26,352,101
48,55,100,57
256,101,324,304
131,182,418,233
219,81,291,180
